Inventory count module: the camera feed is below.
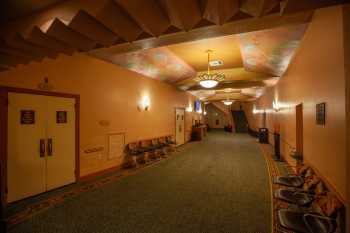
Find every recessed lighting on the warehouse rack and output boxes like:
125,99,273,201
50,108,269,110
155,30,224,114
209,60,224,67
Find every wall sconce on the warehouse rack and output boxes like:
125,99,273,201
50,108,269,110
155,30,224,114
273,100,280,112
138,96,150,111
186,106,193,112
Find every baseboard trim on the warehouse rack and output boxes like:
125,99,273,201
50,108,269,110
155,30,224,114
79,165,122,182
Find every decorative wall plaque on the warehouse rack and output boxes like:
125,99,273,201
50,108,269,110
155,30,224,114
108,133,125,160
316,103,326,125
56,111,67,124
21,110,35,124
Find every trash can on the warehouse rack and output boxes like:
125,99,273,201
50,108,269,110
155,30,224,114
258,128,269,144
274,132,280,160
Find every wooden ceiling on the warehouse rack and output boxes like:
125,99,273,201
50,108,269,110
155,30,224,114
0,0,65,23
91,23,307,102
0,0,346,72
167,36,243,71
0,0,346,101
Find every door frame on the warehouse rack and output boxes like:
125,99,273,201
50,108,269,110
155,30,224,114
174,107,186,146
295,103,303,157
0,86,80,218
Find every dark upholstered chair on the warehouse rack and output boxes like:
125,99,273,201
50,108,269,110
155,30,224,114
277,193,343,233
273,166,312,187
165,136,175,145
274,180,324,207
127,142,141,156
278,209,336,233
140,140,156,153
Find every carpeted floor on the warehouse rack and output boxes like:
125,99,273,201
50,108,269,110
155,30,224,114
9,131,272,233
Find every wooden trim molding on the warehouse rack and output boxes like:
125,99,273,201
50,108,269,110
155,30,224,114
175,107,186,146
0,86,80,215
343,4,350,233
0,88,7,231
79,165,121,182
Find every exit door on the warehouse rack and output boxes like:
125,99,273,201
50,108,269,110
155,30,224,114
175,108,185,146
7,92,76,203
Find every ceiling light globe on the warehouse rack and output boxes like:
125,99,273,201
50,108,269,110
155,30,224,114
223,100,233,105
199,80,218,88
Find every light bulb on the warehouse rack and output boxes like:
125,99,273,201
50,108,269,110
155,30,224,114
199,80,218,88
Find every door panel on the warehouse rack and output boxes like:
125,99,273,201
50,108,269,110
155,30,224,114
296,104,303,156
175,108,185,146
46,96,76,191
7,93,47,203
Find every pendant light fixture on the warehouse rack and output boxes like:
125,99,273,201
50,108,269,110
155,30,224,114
195,50,225,88
222,99,234,106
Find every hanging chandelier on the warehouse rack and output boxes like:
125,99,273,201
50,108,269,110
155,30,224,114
195,50,225,88
222,99,234,106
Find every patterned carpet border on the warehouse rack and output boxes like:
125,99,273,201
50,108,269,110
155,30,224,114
259,143,295,233
6,152,179,228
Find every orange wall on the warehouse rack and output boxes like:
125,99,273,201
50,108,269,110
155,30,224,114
205,104,229,129
246,6,347,201
0,53,198,177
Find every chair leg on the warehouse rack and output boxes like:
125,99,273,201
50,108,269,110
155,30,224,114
136,153,146,164
122,156,137,169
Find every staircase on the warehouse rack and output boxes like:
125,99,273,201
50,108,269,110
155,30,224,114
231,110,248,133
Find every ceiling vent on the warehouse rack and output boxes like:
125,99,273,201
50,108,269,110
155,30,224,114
209,60,223,67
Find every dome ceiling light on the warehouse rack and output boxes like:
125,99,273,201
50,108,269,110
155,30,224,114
222,99,234,106
195,50,225,89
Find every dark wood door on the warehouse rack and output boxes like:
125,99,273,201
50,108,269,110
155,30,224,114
296,104,303,155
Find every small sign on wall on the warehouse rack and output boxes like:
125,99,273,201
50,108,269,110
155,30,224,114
316,103,326,125
108,133,125,160
21,110,35,124
56,111,67,124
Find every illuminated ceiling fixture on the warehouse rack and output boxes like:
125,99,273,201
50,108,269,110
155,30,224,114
209,60,224,67
195,50,225,89
222,99,234,106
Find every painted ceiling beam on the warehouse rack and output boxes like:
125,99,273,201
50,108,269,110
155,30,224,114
46,19,97,51
202,0,240,25
280,0,348,14
26,26,76,56
116,0,171,37
188,80,266,91
240,0,281,17
5,33,57,60
158,0,203,31
89,10,312,57
69,10,119,47
205,94,253,101
0,46,33,65
96,0,143,42
0,52,27,67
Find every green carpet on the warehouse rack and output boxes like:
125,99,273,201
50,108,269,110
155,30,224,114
9,131,272,233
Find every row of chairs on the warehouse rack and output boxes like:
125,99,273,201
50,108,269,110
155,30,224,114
123,136,176,168
273,165,344,233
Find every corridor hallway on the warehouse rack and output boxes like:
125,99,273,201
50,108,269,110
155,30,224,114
9,131,271,233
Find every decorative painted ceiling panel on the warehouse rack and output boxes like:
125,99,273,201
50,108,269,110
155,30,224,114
238,24,308,76
111,47,196,83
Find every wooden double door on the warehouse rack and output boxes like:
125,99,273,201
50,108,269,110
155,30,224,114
7,92,76,203
175,108,185,146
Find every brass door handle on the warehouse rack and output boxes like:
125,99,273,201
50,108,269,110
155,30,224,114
40,139,45,157
47,138,53,156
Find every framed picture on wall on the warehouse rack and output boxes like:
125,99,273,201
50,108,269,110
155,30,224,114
316,102,326,125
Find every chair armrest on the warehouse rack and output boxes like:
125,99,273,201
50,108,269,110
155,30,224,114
303,213,336,233
304,213,335,221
